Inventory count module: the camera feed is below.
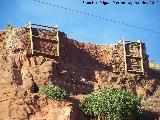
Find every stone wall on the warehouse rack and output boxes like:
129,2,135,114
32,28,58,56
3,27,151,95
0,26,158,120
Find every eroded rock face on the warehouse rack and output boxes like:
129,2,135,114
0,28,159,120
30,98,72,120
6,93,77,120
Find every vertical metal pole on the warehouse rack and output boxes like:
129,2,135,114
139,41,144,74
29,21,34,54
123,40,127,73
56,29,59,56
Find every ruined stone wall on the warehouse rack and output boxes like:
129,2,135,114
4,28,149,77
0,27,158,120
3,28,151,95
5,27,31,54
4,27,58,56
51,32,151,95
32,28,58,56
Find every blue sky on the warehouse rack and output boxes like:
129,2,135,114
0,0,160,63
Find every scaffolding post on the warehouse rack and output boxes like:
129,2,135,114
123,40,127,74
139,41,144,74
56,29,60,56
29,21,34,54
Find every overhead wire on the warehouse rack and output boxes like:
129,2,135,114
33,0,159,34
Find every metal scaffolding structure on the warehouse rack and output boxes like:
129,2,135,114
123,40,144,74
25,21,59,56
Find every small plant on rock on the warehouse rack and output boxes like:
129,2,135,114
39,84,68,100
5,22,15,31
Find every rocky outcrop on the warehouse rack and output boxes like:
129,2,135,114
0,28,159,120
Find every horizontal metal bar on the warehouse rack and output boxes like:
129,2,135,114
31,24,57,29
33,50,58,56
127,70,143,73
126,55,142,59
32,35,58,41
124,41,131,43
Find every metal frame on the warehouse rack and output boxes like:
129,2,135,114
139,41,144,74
123,40,128,73
25,21,59,56
122,40,144,74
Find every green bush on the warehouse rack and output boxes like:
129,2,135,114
39,84,68,100
5,22,15,31
79,87,142,120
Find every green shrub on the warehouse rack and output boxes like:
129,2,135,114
79,87,142,120
5,22,15,31
39,84,68,100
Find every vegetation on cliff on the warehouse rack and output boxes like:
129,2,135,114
39,84,68,100
80,87,142,120
5,22,15,31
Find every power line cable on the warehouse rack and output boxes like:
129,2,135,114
33,0,159,34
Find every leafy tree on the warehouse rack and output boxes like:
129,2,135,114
39,84,68,100
79,87,142,120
